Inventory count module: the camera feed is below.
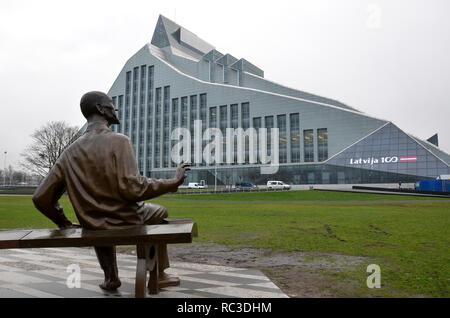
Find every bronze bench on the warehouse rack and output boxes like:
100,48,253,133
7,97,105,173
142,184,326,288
0,219,198,298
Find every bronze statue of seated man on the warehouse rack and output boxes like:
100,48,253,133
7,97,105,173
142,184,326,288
32,91,190,291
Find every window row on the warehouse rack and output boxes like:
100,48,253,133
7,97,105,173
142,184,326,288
252,113,328,164
111,66,328,172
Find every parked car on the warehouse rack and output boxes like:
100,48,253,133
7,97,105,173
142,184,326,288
267,181,290,190
188,182,206,189
235,182,257,189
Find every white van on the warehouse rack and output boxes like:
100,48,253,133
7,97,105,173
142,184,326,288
267,181,291,190
188,182,206,189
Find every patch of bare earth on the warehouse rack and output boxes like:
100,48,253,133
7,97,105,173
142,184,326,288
164,243,369,298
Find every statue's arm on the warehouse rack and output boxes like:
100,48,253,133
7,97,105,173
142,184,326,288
115,138,179,201
142,177,179,199
32,162,73,228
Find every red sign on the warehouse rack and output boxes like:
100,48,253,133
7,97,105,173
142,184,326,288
400,156,417,162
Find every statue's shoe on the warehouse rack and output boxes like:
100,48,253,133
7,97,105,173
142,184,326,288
158,275,180,288
99,279,122,291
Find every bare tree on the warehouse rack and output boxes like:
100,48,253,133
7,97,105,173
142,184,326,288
21,121,81,177
0,166,34,186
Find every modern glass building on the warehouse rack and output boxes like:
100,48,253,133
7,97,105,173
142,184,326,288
106,15,450,185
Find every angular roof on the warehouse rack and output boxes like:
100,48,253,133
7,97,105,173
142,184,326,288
203,49,224,62
151,15,214,60
411,135,450,166
148,15,363,112
215,53,238,67
230,58,264,78
326,122,450,174
426,134,439,147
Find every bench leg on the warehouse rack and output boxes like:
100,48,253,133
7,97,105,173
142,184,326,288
135,257,147,298
135,244,159,298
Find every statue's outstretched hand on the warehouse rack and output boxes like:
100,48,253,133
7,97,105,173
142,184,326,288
172,162,191,192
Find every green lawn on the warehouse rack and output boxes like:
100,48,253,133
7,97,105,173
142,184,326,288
0,189,36,194
0,191,449,297
160,190,449,201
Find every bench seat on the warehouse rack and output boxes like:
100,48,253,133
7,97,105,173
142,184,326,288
0,219,198,298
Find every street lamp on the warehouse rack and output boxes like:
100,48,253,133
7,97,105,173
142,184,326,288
3,151,6,187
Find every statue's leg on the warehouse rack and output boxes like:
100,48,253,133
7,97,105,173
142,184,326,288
94,246,121,290
146,244,159,295
158,243,169,272
142,203,180,288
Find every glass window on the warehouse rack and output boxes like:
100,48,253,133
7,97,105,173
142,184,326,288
200,94,207,166
253,117,261,130
200,94,207,129
118,95,124,133
146,66,154,170
241,103,250,129
154,88,162,168
304,129,314,162
163,86,170,167
265,116,274,128
290,113,300,163
155,88,161,128
220,105,228,165
154,140,160,168
190,95,197,164
318,128,328,161
140,65,147,106
131,67,139,147
171,98,179,127
163,88,170,130
209,107,217,128
133,67,139,100
125,71,131,136
181,97,188,128
138,66,147,164
230,104,239,164
307,172,315,184
241,103,250,163
230,104,238,129
277,115,287,163
111,96,117,133
265,116,274,156
164,86,170,107
253,117,262,164
190,95,198,128
220,106,228,130
171,98,179,166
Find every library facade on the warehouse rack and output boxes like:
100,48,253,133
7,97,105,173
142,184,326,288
106,15,450,186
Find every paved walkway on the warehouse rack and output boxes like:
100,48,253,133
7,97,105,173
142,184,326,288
0,247,288,298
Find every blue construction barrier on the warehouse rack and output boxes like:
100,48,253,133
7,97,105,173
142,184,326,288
415,180,450,193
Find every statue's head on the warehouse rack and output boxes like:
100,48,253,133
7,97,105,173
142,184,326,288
80,91,120,126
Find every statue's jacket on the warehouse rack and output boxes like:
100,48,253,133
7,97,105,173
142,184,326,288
32,122,174,230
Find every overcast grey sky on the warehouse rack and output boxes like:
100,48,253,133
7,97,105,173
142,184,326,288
1,0,449,170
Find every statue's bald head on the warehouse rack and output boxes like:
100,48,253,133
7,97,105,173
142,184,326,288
80,91,110,119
